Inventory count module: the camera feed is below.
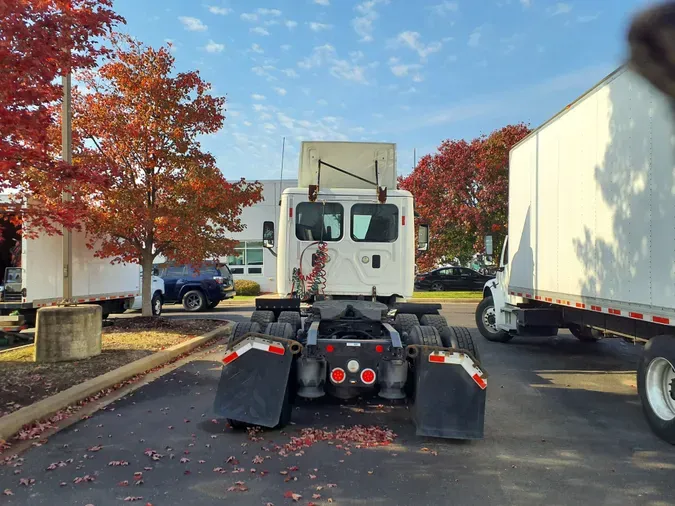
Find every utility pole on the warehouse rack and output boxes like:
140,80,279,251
61,73,73,303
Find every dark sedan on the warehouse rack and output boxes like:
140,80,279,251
415,266,493,291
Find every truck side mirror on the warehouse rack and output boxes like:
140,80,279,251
263,221,275,248
418,224,429,252
152,267,159,276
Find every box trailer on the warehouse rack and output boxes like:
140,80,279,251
0,210,145,324
476,65,675,444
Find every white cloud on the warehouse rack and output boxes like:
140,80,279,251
314,0,330,4
309,22,332,31
240,13,258,22
204,40,225,53
297,44,370,84
317,99,328,106
298,44,336,69
252,103,266,111
251,27,270,36
281,44,292,51
429,1,458,15
549,2,572,16
243,121,253,127
330,59,368,84
349,50,365,61
252,93,266,101
285,20,298,29
257,8,282,16
208,6,232,15
251,43,264,54
179,16,207,31
412,74,424,83
388,57,422,77
274,87,287,96
352,0,390,43
468,27,482,47
577,13,600,23
520,0,532,7
264,123,277,131
396,31,442,60
281,68,299,78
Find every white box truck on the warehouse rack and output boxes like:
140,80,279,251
0,204,163,324
476,65,675,444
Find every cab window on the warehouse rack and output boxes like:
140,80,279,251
350,204,398,243
295,202,344,241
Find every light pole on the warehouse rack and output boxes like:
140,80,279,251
61,73,73,303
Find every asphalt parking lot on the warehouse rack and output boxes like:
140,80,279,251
1,303,674,505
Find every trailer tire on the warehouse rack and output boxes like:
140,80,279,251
637,334,675,444
407,325,442,347
265,322,295,340
476,297,513,342
420,314,448,332
182,290,207,312
231,321,262,340
569,324,602,342
395,313,419,337
278,311,302,332
443,326,481,362
251,310,276,328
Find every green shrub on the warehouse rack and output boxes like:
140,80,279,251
235,279,261,296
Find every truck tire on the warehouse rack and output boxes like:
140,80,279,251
420,314,448,332
637,335,675,444
251,310,275,328
569,323,602,342
151,293,162,316
231,321,262,340
182,289,206,312
442,326,481,362
277,311,302,332
476,297,513,343
264,322,295,340
407,325,442,347
394,313,419,337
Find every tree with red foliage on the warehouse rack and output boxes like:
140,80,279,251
399,123,530,271
71,35,263,316
0,0,123,233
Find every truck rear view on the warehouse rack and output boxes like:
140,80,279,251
477,66,675,444
213,141,489,440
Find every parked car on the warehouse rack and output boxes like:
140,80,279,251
415,266,492,291
129,269,165,316
156,262,235,312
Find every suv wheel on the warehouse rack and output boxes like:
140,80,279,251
183,290,206,312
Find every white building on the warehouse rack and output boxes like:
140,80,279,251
221,179,297,293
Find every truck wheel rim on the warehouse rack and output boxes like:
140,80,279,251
645,357,675,421
186,294,200,309
482,305,499,334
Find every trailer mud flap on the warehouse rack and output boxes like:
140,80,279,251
408,346,487,440
213,334,301,428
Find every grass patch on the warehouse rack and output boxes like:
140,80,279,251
0,317,225,417
412,291,482,299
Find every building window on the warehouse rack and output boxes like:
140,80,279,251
295,202,344,242
350,203,399,242
226,241,264,275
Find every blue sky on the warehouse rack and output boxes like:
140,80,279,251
114,0,651,181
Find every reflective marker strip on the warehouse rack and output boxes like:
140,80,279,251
222,338,285,365
428,352,487,390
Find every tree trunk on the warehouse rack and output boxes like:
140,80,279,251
141,251,154,317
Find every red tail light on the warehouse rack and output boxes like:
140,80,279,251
326,345,335,353
330,368,346,384
375,345,384,353
417,276,426,281
360,368,376,385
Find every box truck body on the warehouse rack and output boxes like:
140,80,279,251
477,66,675,444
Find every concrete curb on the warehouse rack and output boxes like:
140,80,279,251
0,323,233,442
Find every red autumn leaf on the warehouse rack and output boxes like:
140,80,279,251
309,474,317,480
327,483,337,488
118,480,129,486
179,457,190,464
3,489,13,496
123,497,144,502
88,445,102,452
283,491,302,502
312,493,321,499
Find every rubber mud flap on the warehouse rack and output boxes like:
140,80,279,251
213,337,294,428
411,349,487,440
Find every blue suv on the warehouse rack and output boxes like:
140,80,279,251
156,262,235,312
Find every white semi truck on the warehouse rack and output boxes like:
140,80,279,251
214,141,488,440
476,65,675,444
0,204,164,324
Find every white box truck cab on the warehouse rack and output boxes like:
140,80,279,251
476,66,675,444
213,141,489,440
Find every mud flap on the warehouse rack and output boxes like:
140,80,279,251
213,334,300,428
409,347,487,440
